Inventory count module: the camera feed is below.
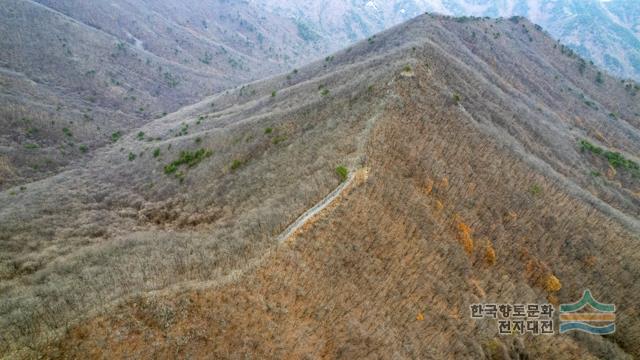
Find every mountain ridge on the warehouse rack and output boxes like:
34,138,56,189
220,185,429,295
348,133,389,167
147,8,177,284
2,12,639,358
3,0,639,192
0,0,336,190
252,0,640,81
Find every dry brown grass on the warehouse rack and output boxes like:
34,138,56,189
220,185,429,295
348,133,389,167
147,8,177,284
1,14,640,359
0,155,15,186
0,0,344,190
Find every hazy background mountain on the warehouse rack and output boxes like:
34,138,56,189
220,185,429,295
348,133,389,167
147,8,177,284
253,0,640,81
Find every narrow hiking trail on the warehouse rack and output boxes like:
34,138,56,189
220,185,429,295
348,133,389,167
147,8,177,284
276,168,367,244
129,168,365,298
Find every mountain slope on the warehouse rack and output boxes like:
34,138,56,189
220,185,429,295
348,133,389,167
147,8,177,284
0,0,332,190
1,13,639,359
3,0,639,192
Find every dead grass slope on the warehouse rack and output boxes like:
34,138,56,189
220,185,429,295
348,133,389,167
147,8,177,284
0,33,396,357
0,0,334,189
51,54,639,359
1,14,639,359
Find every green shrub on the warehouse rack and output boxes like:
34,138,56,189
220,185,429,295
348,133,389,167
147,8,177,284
579,139,639,175
272,136,287,145
452,93,461,104
128,152,136,161
164,163,177,174
164,72,179,88
335,166,348,182
79,144,88,153
153,148,161,158
529,184,542,196
580,139,603,154
578,59,586,75
111,131,122,142
605,151,638,171
24,143,38,150
231,159,243,171
62,128,73,137
264,127,273,134
200,51,213,65
321,88,330,96
271,91,277,97
164,148,213,175
137,131,145,140
174,124,189,137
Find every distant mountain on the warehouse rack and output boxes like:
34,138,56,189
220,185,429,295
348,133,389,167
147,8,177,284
253,0,640,81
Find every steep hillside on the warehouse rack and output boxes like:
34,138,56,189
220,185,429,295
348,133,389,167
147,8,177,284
1,13,640,359
0,0,331,189
4,0,639,191
253,0,640,81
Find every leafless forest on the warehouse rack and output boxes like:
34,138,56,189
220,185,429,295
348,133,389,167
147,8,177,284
1,4,639,359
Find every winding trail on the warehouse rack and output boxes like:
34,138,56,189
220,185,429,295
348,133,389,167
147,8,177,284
276,172,356,244
130,170,361,297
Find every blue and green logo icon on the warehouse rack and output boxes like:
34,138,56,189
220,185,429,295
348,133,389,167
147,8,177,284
559,290,615,335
